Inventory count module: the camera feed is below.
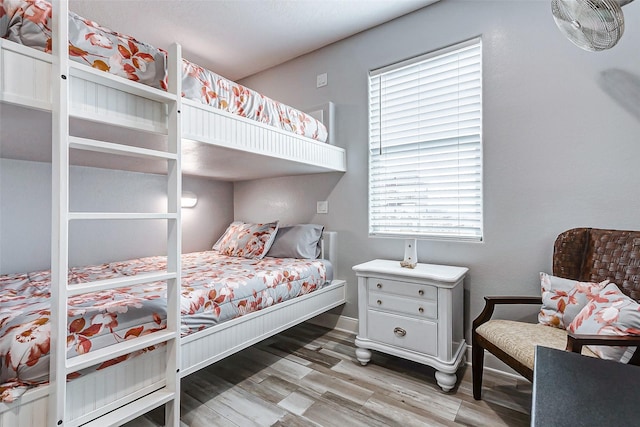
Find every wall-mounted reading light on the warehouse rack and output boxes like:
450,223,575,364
181,191,198,208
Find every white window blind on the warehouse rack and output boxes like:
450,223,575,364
368,38,483,241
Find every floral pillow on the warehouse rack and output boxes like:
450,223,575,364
213,221,279,259
0,2,8,39
568,283,640,363
538,272,608,329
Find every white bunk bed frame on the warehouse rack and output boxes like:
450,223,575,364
0,266,346,427
0,2,347,425
0,42,346,180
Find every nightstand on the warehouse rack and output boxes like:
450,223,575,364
353,259,468,391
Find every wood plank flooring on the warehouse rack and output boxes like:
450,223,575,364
124,323,531,426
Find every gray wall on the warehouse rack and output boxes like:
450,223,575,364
238,0,640,333
0,158,233,274
234,172,343,224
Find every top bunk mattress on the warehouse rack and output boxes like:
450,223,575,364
0,0,328,142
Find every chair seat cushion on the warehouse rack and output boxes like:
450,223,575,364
476,320,598,370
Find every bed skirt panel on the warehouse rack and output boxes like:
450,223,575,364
0,349,166,427
181,280,346,376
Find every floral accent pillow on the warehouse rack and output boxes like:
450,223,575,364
213,221,279,259
538,272,608,329
0,2,8,39
568,283,640,363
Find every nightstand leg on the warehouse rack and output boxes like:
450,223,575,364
355,347,372,365
435,371,457,392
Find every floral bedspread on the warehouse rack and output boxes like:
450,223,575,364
0,251,327,402
0,0,328,142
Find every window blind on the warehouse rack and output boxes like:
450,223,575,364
368,38,482,241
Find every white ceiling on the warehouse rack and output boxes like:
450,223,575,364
69,0,438,81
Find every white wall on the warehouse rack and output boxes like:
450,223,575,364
238,0,640,334
0,159,233,274
234,172,343,224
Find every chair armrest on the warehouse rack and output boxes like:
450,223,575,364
565,333,640,353
472,295,542,330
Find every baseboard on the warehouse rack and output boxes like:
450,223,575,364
306,312,358,334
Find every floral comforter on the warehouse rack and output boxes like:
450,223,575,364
0,0,328,142
0,251,328,402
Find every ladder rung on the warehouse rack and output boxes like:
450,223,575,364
67,271,177,296
68,212,178,221
69,136,177,160
69,62,177,104
66,330,177,373
80,389,175,427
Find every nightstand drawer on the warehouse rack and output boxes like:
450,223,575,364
367,277,437,300
368,291,438,319
367,310,438,356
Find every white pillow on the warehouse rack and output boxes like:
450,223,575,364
266,224,324,259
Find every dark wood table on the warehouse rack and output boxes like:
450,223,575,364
532,346,640,426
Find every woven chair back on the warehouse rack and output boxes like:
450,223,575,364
553,228,640,302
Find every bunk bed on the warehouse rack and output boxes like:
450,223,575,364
0,229,344,426
0,1,347,425
0,0,346,179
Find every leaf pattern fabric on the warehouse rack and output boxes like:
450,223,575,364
538,272,608,329
567,282,640,363
213,221,279,259
0,251,328,402
0,0,328,142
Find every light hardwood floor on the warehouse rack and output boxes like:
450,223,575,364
125,323,531,426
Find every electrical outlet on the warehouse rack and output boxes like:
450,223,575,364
316,201,328,214
316,73,328,88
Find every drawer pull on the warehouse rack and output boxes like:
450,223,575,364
418,289,424,296
377,299,382,305
393,327,407,337
418,307,424,313
377,283,382,289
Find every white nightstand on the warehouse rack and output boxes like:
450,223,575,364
353,259,468,391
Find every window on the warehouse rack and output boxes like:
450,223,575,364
368,38,482,241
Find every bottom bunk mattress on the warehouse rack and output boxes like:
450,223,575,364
0,251,331,402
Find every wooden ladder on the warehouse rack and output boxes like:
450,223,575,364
49,1,182,425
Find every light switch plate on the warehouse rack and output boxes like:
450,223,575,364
316,200,328,214
316,73,328,88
